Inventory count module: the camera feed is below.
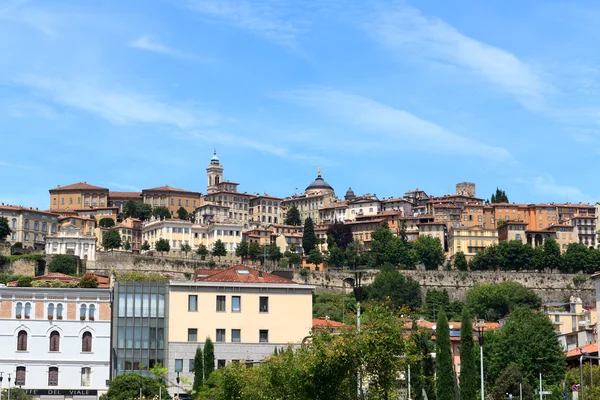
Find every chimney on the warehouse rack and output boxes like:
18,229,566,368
258,271,263,278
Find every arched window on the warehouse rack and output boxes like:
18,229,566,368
42,222,47,232
24,303,31,318
24,219,29,229
48,303,54,318
80,304,87,319
50,331,60,352
16,302,22,317
17,330,28,351
11,218,17,229
56,304,63,319
34,221,39,231
82,331,92,352
88,304,95,320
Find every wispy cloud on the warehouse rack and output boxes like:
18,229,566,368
186,0,302,49
515,175,593,203
105,182,141,192
15,75,220,129
282,87,513,162
129,36,200,60
0,160,33,170
369,4,547,110
0,0,59,36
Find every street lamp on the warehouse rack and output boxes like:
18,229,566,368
580,353,586,400
344,270,364,399
475,325,485,400
536,358,545,400
7,372,11,400
176,371,180,399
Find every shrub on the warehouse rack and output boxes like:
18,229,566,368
573,275,587,286
48,255,77,275
79,273,98,288
17,276,33,287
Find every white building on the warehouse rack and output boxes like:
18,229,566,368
45,225,97,262
0,285,111,400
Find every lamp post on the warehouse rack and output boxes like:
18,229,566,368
344,270,364,400
580,354,585,400
176,371,180,399
476,325,485,400
536,358,545,400
7,372,11,400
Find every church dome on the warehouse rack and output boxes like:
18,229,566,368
210,150,220,165
345,187,356,200
306,170,334,194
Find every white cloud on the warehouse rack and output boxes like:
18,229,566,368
15,75,220,129
0,0,59,36
282,87,513,162
186,0,301,49
370,4,547,110
129,36,199,60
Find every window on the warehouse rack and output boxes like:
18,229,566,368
175,359,183,372
15,367,26,386
82,332,92,352
188,295,198,311
259,330,269,343
216,296,226,312
81,367,91,386
216,329,226,342
232,329,241,342
259,297,269,313
188,328,198,342
16,302,22,317
17,330,27,351
24,302,31,318
80,304,87,319
217,360,226,369
48,367,59,386
89,305,95,320
50,331,60,352
232,296,241,312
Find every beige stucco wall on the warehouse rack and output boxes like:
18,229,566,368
168,286,312,344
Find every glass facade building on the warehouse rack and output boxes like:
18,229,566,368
111,281,169,378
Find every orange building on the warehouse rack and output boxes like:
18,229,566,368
525,203,559,230
142,185,203,216
460,203,495,229
49,182,109,211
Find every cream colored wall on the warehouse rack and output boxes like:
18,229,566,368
168,288,312,344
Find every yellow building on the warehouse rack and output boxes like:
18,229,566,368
249,195,283,228
58,215,95,237
141,218,195,253
142,186,203,217
167,266,313,388
542,297,597,351
0,205,59,250
281,171,337,225
49,182,109,211
448,226,498,259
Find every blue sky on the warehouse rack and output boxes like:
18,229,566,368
2,0,600,209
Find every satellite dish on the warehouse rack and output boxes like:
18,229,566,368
432,325,437,330
449,325,454,330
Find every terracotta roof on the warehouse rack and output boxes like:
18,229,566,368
313,317,344,328
109,191,142,198
566,343,598,358
143,185,192,193
0,205,58,215
195,268,221,278
50,182,108,191
196,265,299,284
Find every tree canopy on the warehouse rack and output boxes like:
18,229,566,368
152,206,172,220
155,238,170,255
141,240,151,251
465,281,541,322
489,187,509,204
193,346,204,392
459,307,477,400
306,249,323,268
302,217,317,255
412,235,445,270
98,217,115,228
326,222,354,251
0,216,13,241
103,373,170,400
102,229,122,251
204,337,215,381
436,309,455,400
284,206,302,226
212,240,227,261
122,201,153,221
176,206,189,220
365,265,422,309
48,254,78,275
235,239,249,259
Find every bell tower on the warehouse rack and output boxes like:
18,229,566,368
207,150,224,194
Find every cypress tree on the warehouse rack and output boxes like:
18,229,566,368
302,216,317,255
203,337,215,380
192,346,204,393
459,307,477,400
435,309,455,400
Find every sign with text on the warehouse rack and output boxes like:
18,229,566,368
25,389,98,396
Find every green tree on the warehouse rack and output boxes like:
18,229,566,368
181,243,192,256
141,240,151,251
501,240,533,272
0,216,13,241
1,387,29,400
542,237,562,272
306,249,323,269
123,240,131,251
152,206,172,220
196,243,208,259
204,337,215,380
327,244,345,270
424,289,450,321
413,235,445,270
155,238,170,255
193,346,204,393
212,239,227,262
370,224,394,267
17,276,33,287
465,281,541,321
248,242,261,264
435,309,455,400
489,365,532,400
454,251,468,271
365,265,422,309
79,273,98,288
102,229,122,251
326,222,354,251
103,373,170,400
562,243,591,273
302,217,317,255
484,307,566,389
98,217,115,228
284,206,302,226
176,206,189,220
123,201,153,221
267,243,282,261
48,254,77,275
489,187,509,203
235,239,249,259
279,257,289,268
286,251,302,267
459,307,477,400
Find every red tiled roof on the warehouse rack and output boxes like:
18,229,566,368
196,266,298,284
313,317,344,328
566,343,598,358
109,192,142,198
50,182,108,191
195,269,221,278
143,185,192,193
0,205,58,215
